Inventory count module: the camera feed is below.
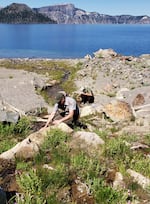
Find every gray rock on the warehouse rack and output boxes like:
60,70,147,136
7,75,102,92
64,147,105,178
127,169,150,189
72,131,105,147
0,68,49,115
37,4,150,24
0,110,19,123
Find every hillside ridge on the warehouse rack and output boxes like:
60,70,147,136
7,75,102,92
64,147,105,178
0,3,150,24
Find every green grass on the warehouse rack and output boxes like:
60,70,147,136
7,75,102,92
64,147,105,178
91,179,127,204
130,153,150,178
0,116,149,203
16,169,46,204
1,123,149,203
33,128,128,203
0,116,31,153
0,59,81,94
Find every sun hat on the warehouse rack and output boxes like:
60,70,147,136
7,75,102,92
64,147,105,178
55,92,65,103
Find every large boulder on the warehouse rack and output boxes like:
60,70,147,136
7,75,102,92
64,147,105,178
0,123,73,160
0,137,40,160
72,131,104,149
119,86,150,106
0,99,21,123
0,110,19,123
118,125,150,136
0,127,49,160
103,100,134,122
134,104,150,119
0,68,49,115
80,105,96,117
51,122,73,134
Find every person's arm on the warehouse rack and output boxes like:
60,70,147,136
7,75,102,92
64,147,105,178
44,104,58,128
52,110,74,125
83,92,92,96
44,111,55,128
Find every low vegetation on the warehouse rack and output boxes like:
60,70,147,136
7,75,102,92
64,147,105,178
0,116,31,153
0,59,150,203
1,121,149,203
15,129,127,203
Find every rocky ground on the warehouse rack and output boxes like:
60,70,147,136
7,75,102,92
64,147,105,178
0,49,150,203
1,49,150,120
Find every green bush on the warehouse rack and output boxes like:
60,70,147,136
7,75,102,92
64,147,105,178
70,151,101,179
0,116,31,137
0,117,31,153
130,153,150,178
37,164,69,190
16,169,46,204
95,184,126,204
104,137,133,163
14,116,31,136
39,129,70,165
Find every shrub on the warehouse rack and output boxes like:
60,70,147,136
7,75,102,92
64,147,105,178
0,117,31,153
16,169,46,204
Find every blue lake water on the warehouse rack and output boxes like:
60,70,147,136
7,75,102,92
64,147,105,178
0,24,150,58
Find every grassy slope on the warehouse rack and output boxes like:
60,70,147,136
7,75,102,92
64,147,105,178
0,59,150,203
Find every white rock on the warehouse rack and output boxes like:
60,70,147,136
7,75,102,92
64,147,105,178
127,169,150,189
73,131,104,147
113,172,125,189
52,122,73,134
80,105,96,117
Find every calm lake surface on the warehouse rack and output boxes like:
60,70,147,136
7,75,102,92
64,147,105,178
0,24,150,58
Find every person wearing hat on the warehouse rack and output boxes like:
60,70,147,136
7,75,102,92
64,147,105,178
44,92,80,128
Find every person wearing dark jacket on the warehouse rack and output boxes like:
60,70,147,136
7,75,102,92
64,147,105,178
80,87,94,104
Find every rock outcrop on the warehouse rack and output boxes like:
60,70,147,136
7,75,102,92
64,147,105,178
0,67,50,122
36,4,150,24
0,3,56,24
75,49,150,123
0,3,150,24
103,100,134,122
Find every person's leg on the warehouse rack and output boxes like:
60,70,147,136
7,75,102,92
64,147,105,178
88,95,94,103
73,105,87,129
80,94,88,104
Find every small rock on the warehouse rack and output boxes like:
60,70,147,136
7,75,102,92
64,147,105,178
132,94,145,107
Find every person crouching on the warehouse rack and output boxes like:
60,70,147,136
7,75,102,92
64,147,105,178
44,92,80,129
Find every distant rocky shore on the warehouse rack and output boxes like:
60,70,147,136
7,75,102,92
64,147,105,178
0,3,150,24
